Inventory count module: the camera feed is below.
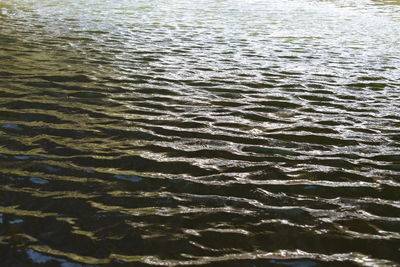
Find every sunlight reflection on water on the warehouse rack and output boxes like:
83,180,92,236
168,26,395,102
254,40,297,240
0,0,399,265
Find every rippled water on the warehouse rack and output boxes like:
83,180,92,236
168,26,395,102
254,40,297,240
1,0,400,265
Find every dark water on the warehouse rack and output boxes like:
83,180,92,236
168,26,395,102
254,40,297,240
1,0,400,265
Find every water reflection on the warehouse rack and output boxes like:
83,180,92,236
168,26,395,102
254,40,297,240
1,0,400,265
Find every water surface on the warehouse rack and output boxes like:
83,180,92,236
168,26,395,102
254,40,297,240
0,0,400,265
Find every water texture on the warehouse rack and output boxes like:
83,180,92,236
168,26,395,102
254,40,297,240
0,0,400,265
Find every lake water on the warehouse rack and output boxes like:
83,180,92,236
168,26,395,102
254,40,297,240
0,0,400,265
